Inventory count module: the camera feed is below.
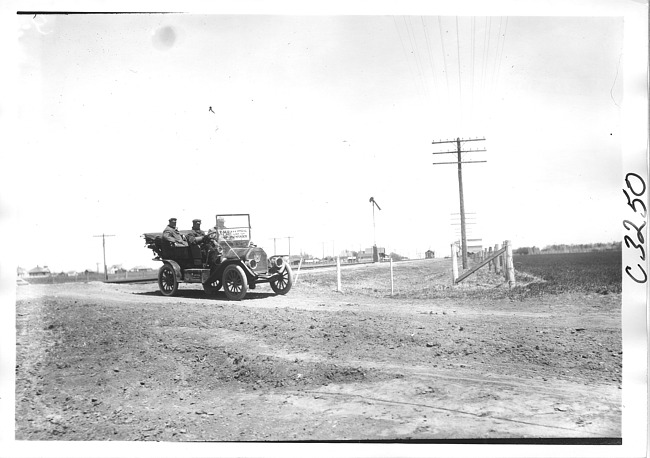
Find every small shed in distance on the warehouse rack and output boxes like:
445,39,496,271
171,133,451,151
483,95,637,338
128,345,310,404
425,250,435,259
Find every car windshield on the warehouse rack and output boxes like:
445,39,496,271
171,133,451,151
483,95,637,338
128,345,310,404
216,214,251,247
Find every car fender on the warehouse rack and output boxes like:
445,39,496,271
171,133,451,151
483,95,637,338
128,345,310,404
161,259,182,280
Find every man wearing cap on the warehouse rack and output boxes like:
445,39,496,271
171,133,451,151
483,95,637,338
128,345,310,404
186,219,207,245
163,218,188,247
188,219,222,265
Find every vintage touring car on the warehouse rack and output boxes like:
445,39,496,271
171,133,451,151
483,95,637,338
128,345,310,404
143,214,292,300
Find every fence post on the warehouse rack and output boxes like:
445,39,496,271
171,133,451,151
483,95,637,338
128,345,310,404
451,244,458,284
501,240,507,278
488,246,493,271
293,258,303,285
505,240,515,287
493,243,500,274
336,256,342,292
390,257,394,296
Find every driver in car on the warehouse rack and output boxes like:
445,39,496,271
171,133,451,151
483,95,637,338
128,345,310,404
187,219,207,245
188,219,222,265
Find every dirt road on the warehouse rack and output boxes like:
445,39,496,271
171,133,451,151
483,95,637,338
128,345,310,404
15,260,621,441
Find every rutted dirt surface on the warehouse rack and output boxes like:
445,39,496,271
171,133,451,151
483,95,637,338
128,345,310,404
15,260,621,441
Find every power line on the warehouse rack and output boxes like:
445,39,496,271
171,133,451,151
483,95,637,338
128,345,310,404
482,17,492,95
455,16,462,129
405,16,428,98
420,16,438,99
495,16,509,93
393,16,420,98
491,17,504,93
438,16,451,100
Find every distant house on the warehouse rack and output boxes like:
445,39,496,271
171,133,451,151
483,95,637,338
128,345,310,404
28,265,51,277
425,250,435,259
130,266,152,272
109,264,126,274
467,244,483,254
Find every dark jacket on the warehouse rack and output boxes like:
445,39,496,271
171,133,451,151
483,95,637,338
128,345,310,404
163,225,187,246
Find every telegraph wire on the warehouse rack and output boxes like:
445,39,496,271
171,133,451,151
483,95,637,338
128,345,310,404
480,17,489,112
455,17,463,131
438,16,451,101
404,16,428,98
421,16,438,98
470,17,476,124
495,16,509,94
491,17,504,93
482,17,492,95
393,16,421,98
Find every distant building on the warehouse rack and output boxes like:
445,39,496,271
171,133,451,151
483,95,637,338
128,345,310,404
357,247,385,262
425,250,435,259
130,265,152,272
17,267,27,278
28,265,51,277
467,244,483,254
109,264,126,274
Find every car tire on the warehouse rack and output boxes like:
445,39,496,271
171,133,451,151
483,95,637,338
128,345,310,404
270,265,293,295
223,264,248,301
158,264,178,296
203,279,222,295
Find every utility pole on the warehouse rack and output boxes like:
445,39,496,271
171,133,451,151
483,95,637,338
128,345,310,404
93,233,115,281
432,137,486,269
369,197,381,262
286,236,293,258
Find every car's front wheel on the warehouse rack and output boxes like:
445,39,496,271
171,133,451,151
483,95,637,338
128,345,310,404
270,265,293,295
223,264,248,300
158,264,178,296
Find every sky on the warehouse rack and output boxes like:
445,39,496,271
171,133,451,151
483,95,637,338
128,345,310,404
4,2,647,273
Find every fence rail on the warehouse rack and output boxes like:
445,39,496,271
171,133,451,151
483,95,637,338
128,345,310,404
21,270,158,285
452,240,515,287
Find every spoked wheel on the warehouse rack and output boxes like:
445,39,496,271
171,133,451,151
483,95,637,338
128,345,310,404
270,264,293,295
203,279,222,295
222,264,248,301
158,264,178,296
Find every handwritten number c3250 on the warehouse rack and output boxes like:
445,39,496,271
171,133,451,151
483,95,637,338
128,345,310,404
623,173,647,283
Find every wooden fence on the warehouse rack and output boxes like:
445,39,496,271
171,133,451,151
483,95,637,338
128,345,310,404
451,240,515,287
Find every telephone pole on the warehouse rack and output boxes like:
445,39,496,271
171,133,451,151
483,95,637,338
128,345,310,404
93,233,115,281
286,236,293,258
369,197,381,262
432,137,486,269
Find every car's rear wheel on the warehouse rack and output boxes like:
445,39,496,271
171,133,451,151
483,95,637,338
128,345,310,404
270,265,293,295
158,264,178,296
223,264,248,300
203,279,222,295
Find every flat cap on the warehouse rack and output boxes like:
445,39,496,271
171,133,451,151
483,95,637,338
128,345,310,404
192,219,201,224
169,217,177,222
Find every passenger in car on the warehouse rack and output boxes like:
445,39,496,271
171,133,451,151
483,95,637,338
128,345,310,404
163,218,188,247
